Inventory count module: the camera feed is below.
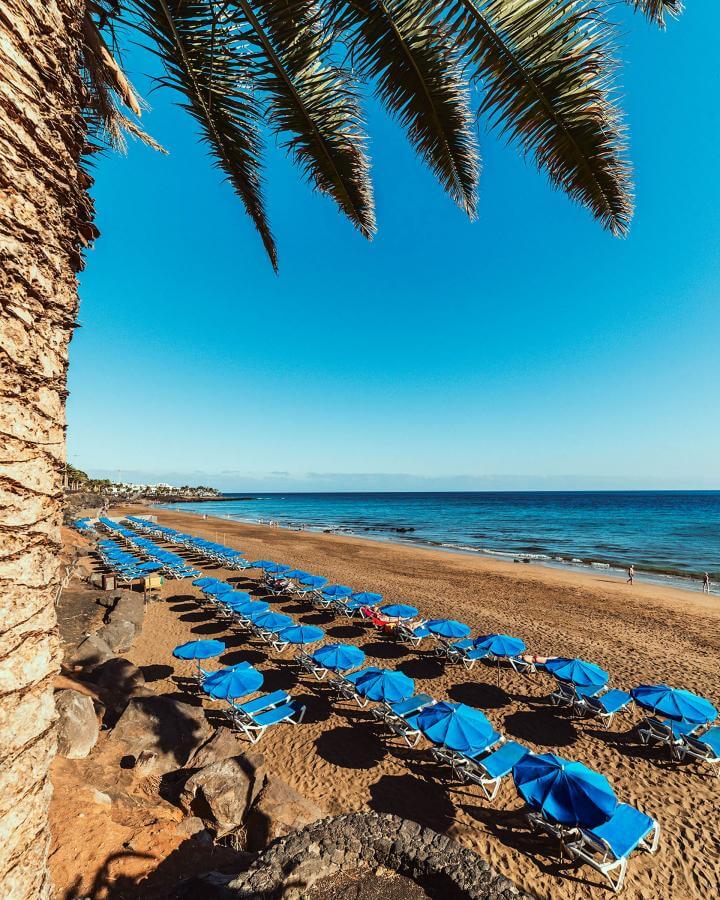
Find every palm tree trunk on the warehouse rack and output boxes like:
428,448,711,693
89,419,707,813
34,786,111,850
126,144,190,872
0,1,94,895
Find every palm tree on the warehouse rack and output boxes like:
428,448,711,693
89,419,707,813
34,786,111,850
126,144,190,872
0,0,682,894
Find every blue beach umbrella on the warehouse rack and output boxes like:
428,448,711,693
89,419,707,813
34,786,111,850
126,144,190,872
426,619,471,639
312,643,366,672
238,600,270,618
252,611,293,631
203,582,234,597
546,658,609,689
221,591,253,606
299,575,328,588
513,753,617,828
278,624,325,645
264,563,292,575
355,668,414,703
192,577,218,588
631,685,717,725
251,560,276,569
379,603,418,620
202,665,264,700
172,639,226,660
349,592,383,606
321,584,354,599
286,569,311,580
417,702,497,753
474,634,526,657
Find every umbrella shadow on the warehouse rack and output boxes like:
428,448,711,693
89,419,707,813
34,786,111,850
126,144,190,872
190,621,228,637
325,623,365,639
315,725,386,769
359,640,410,661
448,681,509,710
369,773,456,833
397,656,446,681
168,601,197,613
503,710,578,748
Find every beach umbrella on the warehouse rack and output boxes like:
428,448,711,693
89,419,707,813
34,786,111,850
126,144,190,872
251,560,276,569
252,611,293,631
237,600,270,618
355,668,414,703
277,625,325,645
349,592,383,606
172,639,226,660
379,603,418,620
264,563,291,575
203,582,234,597
311,643,366,672
286,569,311,580
192,577,218,589
417,702,497,753
546,658,609,689
321,584,354,599
474,634,526,657
221,591,253,606
631,685,717,725
202,665,264,700
513,753,617,829
426,619,471,639
299,575,328,588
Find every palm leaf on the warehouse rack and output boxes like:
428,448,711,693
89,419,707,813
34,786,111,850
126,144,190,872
626,1,683,28
330,0,479,217
234,0,375,237
130,0,278,269
437,0,632,235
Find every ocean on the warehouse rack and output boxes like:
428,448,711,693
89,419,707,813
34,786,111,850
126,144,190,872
160,491,719,591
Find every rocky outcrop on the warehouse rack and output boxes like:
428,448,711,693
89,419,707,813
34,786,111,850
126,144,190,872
108,591,145,634
71,632,114,667
110,694,212,773
185,726,246,770
95,619,135,653
55,690,99,759
244,776,325,850
187,812,529,900
180,753,266,837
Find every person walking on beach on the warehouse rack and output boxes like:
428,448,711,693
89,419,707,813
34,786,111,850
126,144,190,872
627,565,635,585
703,572,711,594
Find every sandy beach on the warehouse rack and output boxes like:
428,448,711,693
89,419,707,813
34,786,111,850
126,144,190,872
82,504,719,898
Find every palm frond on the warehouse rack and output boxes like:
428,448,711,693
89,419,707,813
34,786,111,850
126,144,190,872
234,0,375,237
436,0,632,235
626,0,683,28
330,0,479,217
130,0,278,269
82,13,163,153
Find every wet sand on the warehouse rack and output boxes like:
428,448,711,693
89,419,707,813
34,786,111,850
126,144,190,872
118,505,720,898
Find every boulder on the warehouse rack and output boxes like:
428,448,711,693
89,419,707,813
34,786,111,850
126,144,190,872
185,727,249,770
71,632,114,667
55,689,99,758
88,657,145,694
180,753,266,837
95,619,135,653
110,694,212,773
245,777,325,850
108,592,145,632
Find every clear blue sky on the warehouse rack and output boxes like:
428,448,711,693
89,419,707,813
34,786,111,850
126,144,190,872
69,5,720,491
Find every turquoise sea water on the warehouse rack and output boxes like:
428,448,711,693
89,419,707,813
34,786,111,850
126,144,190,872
160,491,719,590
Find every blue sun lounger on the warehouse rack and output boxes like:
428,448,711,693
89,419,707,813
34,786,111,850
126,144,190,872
565,803,660,892
581,689,633,729
678,726,720,775
330,666,380,707
226,689,289,726
637,715,700,756
370,694,434,747
233,699,307,744
456,739,530,799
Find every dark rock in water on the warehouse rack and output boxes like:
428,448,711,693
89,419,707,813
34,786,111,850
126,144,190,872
55,689,99,759
71,632,114,667
180,753,266,837
110,694,212,773
95,619,135,653
244,776,325,850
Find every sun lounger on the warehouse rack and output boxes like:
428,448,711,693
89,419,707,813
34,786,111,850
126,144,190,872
441,639,490,670
565,803,660,892
226,689,289,726
581,689,633,729
330,667,380,707
677,726,720,775
370,694,434,747
233,699,306,743
393,621,431,646
456,740,529,799
637,715,699,756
